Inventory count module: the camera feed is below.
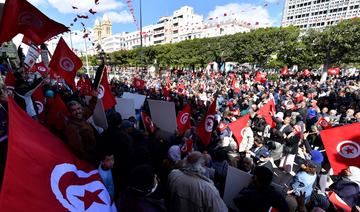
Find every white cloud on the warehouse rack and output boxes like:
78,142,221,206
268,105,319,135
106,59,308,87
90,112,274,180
265,0,280,4
208,3,274,26
47,0,124,14
103,10,133,23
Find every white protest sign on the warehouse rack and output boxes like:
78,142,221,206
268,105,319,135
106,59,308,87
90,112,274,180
85,96,108,130
223,166,252,211
115,98,135,119
24,44,40,70
147,99,177,134
122,92,146,109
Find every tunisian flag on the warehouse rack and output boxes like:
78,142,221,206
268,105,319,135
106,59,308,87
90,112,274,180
328,67,340,76
133,77,146,90
255,72,267,84
49,38,82,87
328,191,352,212
231,79,240,93
320,123,360,174
4,71,15,90
98,66,116,110
280,66,289,76
0,98,115,211
32,62,50,77
228,115,250,147
0,0,68,45
317,117,331,129
303,69,311,77
141,111,156,134
196,98,217,146
177,104,191,135
257,99,276,128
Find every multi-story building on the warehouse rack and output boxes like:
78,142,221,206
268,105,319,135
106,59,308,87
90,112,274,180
282,0,360,29
93,6,254,53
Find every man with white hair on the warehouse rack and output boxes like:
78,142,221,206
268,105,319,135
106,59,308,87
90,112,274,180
167,151,228,212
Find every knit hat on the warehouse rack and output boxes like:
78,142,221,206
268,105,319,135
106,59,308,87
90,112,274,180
311,150,324,164
168,145,181,162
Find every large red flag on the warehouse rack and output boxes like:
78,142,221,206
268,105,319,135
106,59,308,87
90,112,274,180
49,38,82,87
320,123,360,174
45,94,69,131
177,104,191,135
32,84,45,114
98,66,116,111
133,77,145,90
0,0,68,45
0,98,115,211
141,111,156,134
196,98,217,146
328,67,340,76
228,115,250,147
257,99,276,128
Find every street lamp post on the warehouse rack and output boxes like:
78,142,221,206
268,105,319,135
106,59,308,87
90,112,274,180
140,0,143,48
84,38,90,76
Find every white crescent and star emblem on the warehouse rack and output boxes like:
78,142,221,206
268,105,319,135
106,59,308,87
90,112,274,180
336,140,360,159
319,120,328,127
97,85,105,99
37,66,46,72
19,12,43,28
135,81,141,87
60,57,75,72
35,101,44,114
180,113,189,125
50,163,114,211
205,115,214,133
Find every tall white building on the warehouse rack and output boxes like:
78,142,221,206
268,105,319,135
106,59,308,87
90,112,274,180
282,0,360,29
95,6,254,53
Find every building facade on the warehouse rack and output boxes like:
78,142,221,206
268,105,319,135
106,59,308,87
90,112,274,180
94,6,254,53
282,0,360,29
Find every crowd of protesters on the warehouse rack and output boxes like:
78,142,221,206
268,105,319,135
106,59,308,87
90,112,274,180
0,62,359,211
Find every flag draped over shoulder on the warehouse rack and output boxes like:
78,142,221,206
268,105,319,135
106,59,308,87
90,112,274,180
0,0,68,45
0,98,115,211
320,122,360,174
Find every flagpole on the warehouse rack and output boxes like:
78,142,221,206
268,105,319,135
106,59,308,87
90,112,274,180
140,0,143,48
84,38,90,76
69,32,74,50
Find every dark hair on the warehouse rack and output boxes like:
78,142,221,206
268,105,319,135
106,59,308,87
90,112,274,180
129,165,155,196
254,136,265,145
107,112,122,127
253,166,273,186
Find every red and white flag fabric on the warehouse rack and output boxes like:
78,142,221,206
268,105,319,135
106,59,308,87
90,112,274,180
328,191,352,212
32,62,50,77
255,72,267,84
196,98,217,146
228,115,250,147
328,67,340,76
231,79,240,93
0,0,68,45
177,104,191,135
217,122,228,133
4,71,16,90
133,77,146,90
45,94,69,131
141,111,156,134
32,85,45,114
0,98,116,211
280,67,289,76
98,66,116,111
77,75,92,97
49,37,82,87
317,117,331,129
257,99,276,128
303,69,311,77
320,123,360,174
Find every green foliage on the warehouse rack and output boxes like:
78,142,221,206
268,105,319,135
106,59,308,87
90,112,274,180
99,20,360,68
